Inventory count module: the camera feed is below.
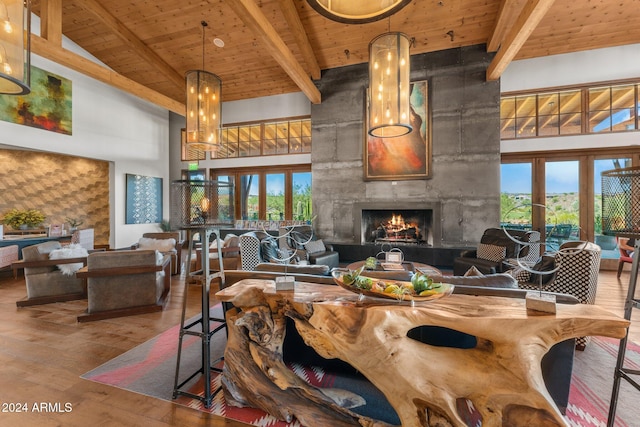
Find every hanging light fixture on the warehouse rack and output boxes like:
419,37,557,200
0,0,30,95
306,0,411,24
185,21,221,153
368,31,411,138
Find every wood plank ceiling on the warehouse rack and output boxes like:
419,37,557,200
28,0,640,115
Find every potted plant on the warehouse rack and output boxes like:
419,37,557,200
66,217,84,233
2,209,46,230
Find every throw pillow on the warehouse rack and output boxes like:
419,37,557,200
304,239,326,254
464,265,484,277
260,237,280,263
49,243,88,275
529,256,556,286
477,243,506,262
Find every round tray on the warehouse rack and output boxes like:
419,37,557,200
331,269,454,302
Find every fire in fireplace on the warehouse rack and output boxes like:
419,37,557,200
361,209,433,245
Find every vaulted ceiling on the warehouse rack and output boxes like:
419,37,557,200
29,0,640,115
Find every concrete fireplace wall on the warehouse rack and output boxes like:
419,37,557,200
311,44,500,247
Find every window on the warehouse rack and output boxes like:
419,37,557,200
211,166,312,221
217,117,311,158
501,81,640,139
501,149,640,254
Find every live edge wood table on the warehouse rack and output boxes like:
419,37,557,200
215,279,629,427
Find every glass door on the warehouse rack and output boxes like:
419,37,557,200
500,162,533,230
545,160,580,251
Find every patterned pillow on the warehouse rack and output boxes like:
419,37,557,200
477,243,506,262
305,239,326,254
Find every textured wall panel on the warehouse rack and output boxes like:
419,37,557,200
0,149,110,246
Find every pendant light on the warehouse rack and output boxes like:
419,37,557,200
185,21,221,153
0,0,30,95
306,0,411,24
368,31,411,138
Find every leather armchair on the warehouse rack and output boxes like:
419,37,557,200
453,228,541,276
278,225,340,269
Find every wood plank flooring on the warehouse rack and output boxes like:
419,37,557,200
0,266,638,427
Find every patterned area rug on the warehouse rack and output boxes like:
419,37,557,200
81,307,639,427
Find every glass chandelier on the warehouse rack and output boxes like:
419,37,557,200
0,0,30,95
368,32,411,138
185,21,221,153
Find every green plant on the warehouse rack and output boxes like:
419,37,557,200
2,209,46,229
66,217,84,228
159,219,171,231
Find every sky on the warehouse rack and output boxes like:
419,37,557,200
500,158,630,194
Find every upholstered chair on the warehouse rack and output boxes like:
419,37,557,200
278,225,340,269
512,240,601,349
77,249,170,322
132,231,183,275
0,244,19,272
453,228,541,276
17,241,87,306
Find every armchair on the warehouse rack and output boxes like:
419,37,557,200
512,240,601,349
15,241,87,307
278,225,340,269
76,249,171,322
132,232,183,275
453,228,540,276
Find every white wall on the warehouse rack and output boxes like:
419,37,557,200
500,44,640,153
0,20,170,249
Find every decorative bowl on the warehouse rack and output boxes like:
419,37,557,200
331,268,454,302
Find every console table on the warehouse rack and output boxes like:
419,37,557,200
216,279,629,427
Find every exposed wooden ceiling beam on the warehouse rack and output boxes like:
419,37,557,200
31,35,186,115
74,0,185,91
225,0,321,104
40,0,62,46
276,0,321,80
487,0,522,53
487,0,555,81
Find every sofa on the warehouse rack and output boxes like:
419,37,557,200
279,225,340,269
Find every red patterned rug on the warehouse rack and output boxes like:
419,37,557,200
81,307,639,427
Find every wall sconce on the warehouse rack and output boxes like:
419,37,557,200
185,21,221,154
0,0,29,95
368,32,411,138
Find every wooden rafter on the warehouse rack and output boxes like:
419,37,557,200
487,0,556,81
487,0,523,53
31,35,186,115
40,0,62,46
74,0,185,90
225,0,321,104
276,0,321,80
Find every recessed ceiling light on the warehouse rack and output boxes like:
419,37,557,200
213,38,225,48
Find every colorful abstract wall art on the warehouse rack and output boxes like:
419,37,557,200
0,66,72,135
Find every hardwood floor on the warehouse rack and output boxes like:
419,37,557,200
0,266,638,426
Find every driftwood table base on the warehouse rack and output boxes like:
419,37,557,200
216,280,629,427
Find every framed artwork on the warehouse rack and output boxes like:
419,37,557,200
48,224,64,237
125,174,163,224
181,128,205,161
0,65,72,135
364,80,431,181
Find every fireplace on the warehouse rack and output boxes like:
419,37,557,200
353,203,441,246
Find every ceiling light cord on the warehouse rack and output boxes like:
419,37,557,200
201,21,207,70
